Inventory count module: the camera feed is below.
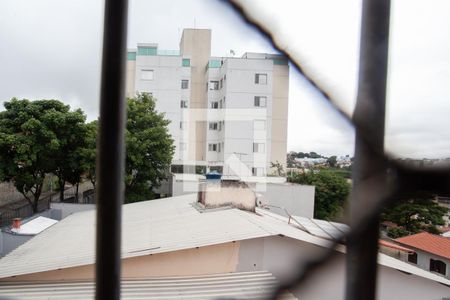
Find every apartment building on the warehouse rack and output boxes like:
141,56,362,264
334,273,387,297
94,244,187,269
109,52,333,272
126,29,289,177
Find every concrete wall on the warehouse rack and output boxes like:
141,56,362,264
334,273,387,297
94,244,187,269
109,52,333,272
4,242,241,281
172,178,314,218
180,29,211,161
0,231,32,257
257,183,315,218
50,203,95,219
270,64,289,172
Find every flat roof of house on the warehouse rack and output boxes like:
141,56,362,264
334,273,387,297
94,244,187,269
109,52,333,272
396,232,450,260
9,216,58,235
0,271,296,300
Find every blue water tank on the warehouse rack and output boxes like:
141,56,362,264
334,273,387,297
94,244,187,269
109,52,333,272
205,171,222,180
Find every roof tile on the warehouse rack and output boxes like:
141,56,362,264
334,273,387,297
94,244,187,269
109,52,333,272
396,232,450,260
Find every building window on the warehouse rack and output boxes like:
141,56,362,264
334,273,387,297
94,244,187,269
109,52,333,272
180,121,187,130
217,143,221,153
182,58,190,67
211,101,219,109
180,100,188,108
254,120,266,130
141,69,154,80
209,122,218,130
208,143,218,152
430,259,446,275
219,99,223,109
407,252,417,264
210,81,219,90
252,167,264,176
254,96,267,107
255,73,267,85
219,78,223,89
181,80,189,89
127,52,136,61
253,142,265,153
137,46,157,56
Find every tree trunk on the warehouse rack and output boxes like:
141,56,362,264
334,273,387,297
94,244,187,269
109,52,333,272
59,179,65,201
32,184,43,213
75,183,79,202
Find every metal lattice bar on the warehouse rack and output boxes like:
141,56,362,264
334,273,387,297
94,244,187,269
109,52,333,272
346,0,391,299
95,1,129,299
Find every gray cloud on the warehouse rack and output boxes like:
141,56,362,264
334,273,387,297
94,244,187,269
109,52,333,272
1,0,448,158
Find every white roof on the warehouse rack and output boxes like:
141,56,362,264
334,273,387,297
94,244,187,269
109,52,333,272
0,194,449,287
0,194,329,279
0,271,296,300
10,216,58,235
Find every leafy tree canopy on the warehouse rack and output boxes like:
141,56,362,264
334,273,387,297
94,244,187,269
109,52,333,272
382,191,448,238
288,170,350,220
0,98,86,211
124,93,174,202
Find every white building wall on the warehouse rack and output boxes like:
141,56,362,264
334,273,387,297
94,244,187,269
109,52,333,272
220,58,274,176
134,54,191,161
237,236,450,300
410,248,450,279
129,30,288,177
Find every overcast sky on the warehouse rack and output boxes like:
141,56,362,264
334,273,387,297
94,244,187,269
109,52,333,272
0,0,449,159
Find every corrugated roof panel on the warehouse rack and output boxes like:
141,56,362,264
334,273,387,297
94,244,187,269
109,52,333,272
0,271,297,300
0,194,276,278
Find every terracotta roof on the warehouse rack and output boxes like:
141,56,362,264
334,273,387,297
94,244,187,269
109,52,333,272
379,239,414,253
396,232,450,260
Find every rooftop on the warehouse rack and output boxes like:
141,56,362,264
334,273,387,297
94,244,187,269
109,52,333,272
0,271,295,300
396,232,450,260
0,194,449,287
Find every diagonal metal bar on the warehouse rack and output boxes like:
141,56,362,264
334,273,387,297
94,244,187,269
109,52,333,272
224,0,450,176
95,0,128,299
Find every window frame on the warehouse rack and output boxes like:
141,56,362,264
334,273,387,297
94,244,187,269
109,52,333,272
255,73,267,85
254,96,267,107
141,69,154,81
181,79,189,89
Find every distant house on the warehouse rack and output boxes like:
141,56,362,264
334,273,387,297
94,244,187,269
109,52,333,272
396,232,450,278
0,193,449,299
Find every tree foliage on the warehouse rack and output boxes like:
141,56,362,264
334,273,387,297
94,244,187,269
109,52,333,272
0,94,175,210
0,98,86,211
124,93,174,202
382,191,448,238
80,120,98,190
288,170,350,220
326,155,337,168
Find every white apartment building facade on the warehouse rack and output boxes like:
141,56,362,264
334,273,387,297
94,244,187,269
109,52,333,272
126,29,289,177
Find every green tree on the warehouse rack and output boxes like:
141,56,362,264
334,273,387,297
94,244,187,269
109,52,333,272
327,155,337,168
50,107,87,201
0,98,85,212
124,93,174,202
80,120,98,191
288,169,350,220
270,161,285,176
382,191,448,238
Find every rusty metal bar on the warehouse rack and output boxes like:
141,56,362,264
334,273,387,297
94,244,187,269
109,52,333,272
95,0,128,299
346,0,391,299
